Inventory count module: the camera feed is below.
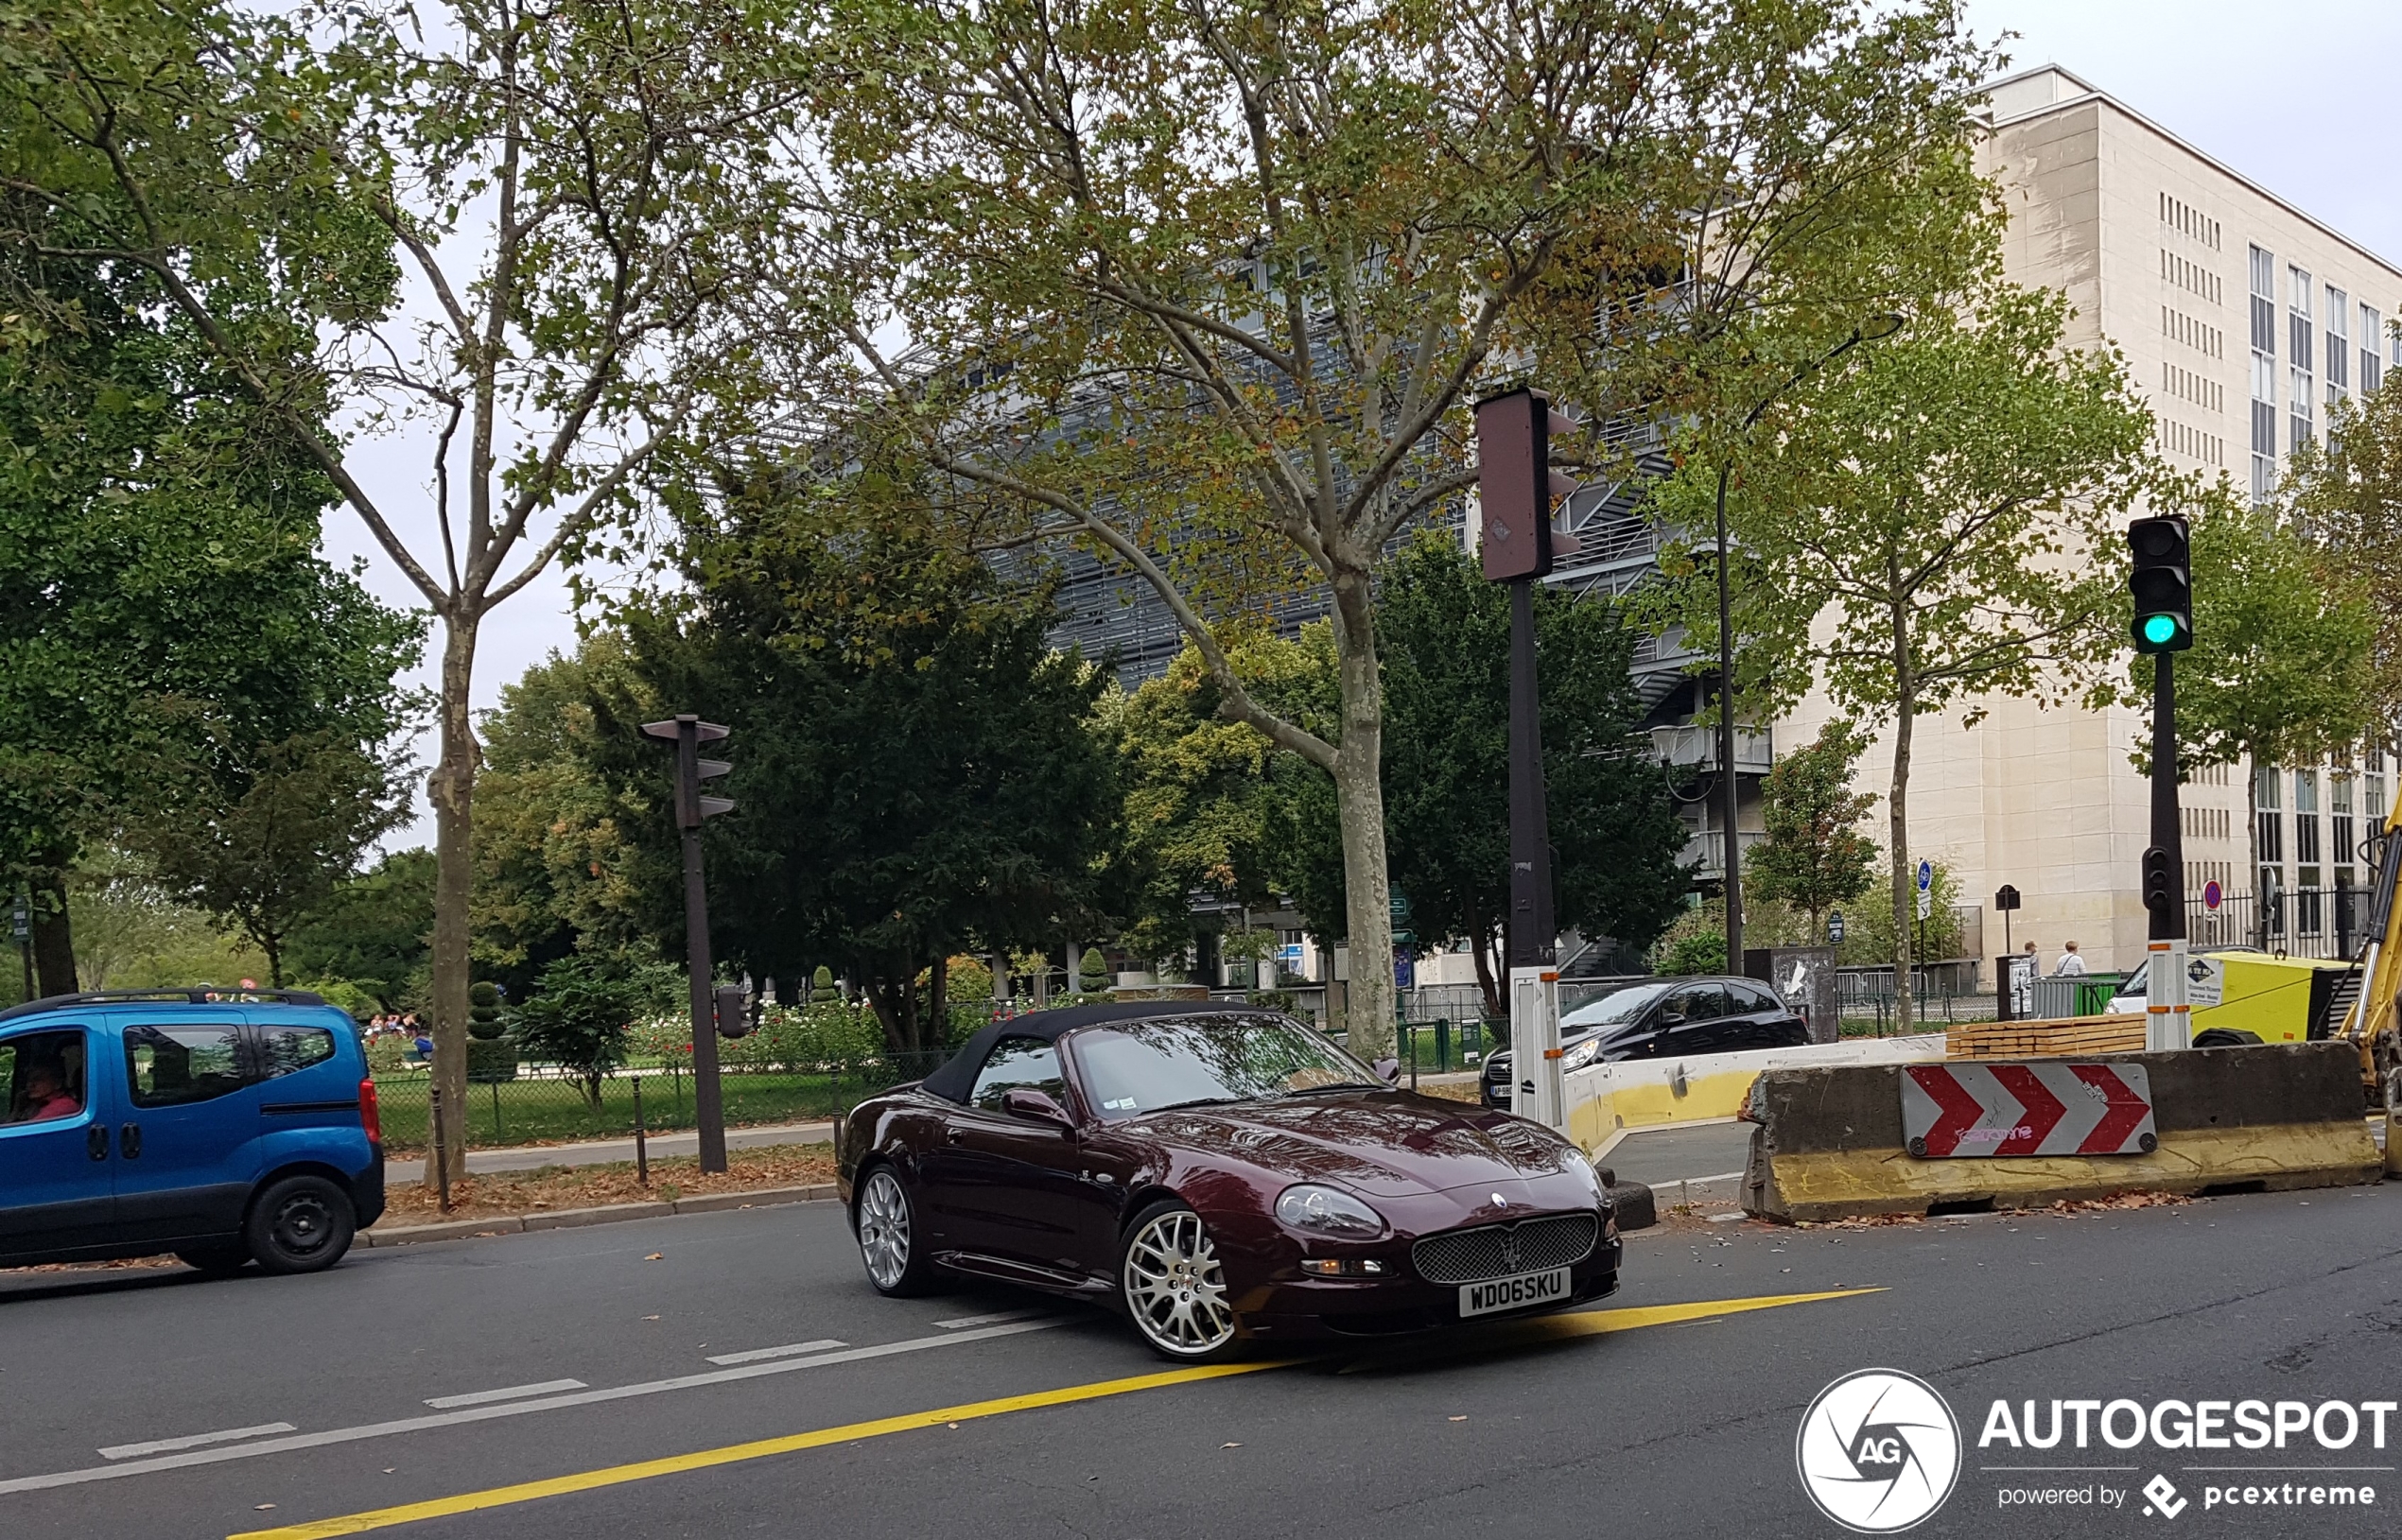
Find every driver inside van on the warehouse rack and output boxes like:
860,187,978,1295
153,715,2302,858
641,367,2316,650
11,1061,81,1123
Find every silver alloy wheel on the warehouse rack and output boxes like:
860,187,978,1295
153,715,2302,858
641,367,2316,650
857,1168,913,1289
1123,1208,1236,1356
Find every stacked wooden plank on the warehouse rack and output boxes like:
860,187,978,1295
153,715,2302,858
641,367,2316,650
1945,1014,2146,1060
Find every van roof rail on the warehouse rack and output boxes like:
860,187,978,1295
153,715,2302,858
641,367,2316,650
0,988,329,1024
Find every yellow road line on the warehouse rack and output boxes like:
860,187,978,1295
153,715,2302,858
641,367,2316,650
232,1288,1880,1540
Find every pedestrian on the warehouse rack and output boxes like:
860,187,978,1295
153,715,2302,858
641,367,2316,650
2052,941,2087,977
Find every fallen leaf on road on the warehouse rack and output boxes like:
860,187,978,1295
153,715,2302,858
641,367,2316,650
947,1423,959,1429
1222,1443,1242,1449
1449,1416,1467,1423
644,1252,664,1261
254,1505,275,1511
642,1314,660,1321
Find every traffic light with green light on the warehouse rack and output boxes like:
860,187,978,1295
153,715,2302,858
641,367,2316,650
2127,514,2193,653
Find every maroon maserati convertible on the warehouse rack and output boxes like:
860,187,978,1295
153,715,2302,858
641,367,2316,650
835,1001,1621,1361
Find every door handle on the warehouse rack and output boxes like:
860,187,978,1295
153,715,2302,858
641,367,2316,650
87,1123,109,1161
119,1122,142,1159
946,1128,966,1144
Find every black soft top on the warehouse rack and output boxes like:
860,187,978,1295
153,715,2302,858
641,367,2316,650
917,999,1295,1104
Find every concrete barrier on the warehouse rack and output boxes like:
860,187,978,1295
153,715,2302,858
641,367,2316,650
1740,1041,2383,1222
1564,1033,1945,1158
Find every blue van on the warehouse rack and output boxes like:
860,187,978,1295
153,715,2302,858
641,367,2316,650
0,990,385,1274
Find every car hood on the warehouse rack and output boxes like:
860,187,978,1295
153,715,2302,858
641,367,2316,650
1123,1091,1579,1198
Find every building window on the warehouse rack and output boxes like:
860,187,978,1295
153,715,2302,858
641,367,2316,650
2332,773,2356,873
2250,249,2277,499
2326,287,2349,393
2366,304,2385,393
2368,770,2389,822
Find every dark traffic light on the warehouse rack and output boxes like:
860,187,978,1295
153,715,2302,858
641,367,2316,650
2141,844,2175,918
1475,388,1582,581
640,715,735,827
2128,515,2193,653
713,984,752,1040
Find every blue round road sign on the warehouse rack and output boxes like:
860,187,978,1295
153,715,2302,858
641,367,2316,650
1917,859,1933,891
2202,879,2222,910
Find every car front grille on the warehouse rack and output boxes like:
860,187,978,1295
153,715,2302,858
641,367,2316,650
1411,1212,1599,1285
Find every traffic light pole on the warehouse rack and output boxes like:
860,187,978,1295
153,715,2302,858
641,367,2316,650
675,720,730,1171
2146,652,2190,1051
1506,576,1566,1131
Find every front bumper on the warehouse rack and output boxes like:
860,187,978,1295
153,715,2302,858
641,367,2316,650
1229,1226,1623,1341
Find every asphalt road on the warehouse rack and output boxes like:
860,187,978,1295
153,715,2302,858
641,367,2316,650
6,1174,2401,1540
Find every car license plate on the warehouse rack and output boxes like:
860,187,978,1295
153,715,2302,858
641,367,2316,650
1458,1265,1572,1318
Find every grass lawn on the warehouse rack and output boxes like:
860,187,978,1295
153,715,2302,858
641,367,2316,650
372,1069,893,1155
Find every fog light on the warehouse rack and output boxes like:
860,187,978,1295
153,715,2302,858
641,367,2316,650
1299,1258,1388,1276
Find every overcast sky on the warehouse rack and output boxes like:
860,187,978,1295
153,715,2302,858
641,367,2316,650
349,0,2401,852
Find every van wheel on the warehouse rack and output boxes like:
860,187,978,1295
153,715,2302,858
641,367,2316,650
2193,1028,2264,1047
174,1244,252,1276
245,1175,357,1274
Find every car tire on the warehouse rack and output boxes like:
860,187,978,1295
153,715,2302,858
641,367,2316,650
853,1165,939,1297
2193,1028,2264,1047
174,1244,252,1276
244,1174,357,1275
1119,1200,1244,1363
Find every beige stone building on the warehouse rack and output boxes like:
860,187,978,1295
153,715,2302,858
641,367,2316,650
1774,65,2401,978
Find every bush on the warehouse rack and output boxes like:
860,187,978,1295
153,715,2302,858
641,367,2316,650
468,980,508,1041
366,1032,413,1075
509,956,640,1106
809,965,840,1004
1657,930,1727,976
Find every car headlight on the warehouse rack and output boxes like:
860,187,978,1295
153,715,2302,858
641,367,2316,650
1561,1037,1601,1072
1275,1184,1388,1238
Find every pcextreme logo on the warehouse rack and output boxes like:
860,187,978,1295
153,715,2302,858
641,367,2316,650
1797,1369,1963,1532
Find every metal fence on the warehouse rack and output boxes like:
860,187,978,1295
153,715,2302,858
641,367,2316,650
374,1051,949,1155
2186,888,2370,960
1831,966,1996,1032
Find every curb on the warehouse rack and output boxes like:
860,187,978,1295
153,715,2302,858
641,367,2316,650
360,1184,841,1247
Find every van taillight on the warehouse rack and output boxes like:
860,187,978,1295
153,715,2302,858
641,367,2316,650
358,1077,382,1144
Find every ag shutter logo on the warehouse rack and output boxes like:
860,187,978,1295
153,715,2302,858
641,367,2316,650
1797,1369,1962,1532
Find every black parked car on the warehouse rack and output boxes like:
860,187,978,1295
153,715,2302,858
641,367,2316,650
1481,977,1807,1109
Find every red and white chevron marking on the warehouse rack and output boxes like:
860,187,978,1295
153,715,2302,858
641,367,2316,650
1900,1063,2156,1158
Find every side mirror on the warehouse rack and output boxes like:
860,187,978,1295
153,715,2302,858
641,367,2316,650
1658,1011,1687,1028
1371,1056,1401,1086
1001,1087,1075,1129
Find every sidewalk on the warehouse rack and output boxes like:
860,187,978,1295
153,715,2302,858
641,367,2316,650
385,1117,835,1184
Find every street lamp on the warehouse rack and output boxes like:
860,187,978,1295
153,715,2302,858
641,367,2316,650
1712,314,1904,971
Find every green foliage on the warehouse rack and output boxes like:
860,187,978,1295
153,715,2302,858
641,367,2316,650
1078,949,1107,988
128,730,415,986
1747,720,1881,936
1836,860,1963,965
809,965,840,1004
466,980,505,1041
469,637,658,999
945,956,993,1005
809,0,1993,1062
2287,380,2402,726
509,954,644,1106
1658,930,1728,977
2124,495,2376,780
587,511,1121,1054
1100,632,1332,961
1365,536,1689,1012
284,849,433,1012
1648,277,2166,1016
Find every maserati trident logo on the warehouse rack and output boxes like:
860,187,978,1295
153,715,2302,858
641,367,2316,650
1795,1369,1960,1532
1498,1231,1522,1273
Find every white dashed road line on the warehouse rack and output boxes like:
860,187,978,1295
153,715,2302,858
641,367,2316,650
424,1379,589,1409
96,1424,299,1461
933,1309,1053,1330
0,1317,1068,1497
705,1339,847,1366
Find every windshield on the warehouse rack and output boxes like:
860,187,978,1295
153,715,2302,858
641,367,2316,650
1561,981,1675,1030
2118,960,2147,995
1068,1015,1379,1119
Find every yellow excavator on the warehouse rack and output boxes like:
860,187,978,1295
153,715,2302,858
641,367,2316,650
2342,795,2402,1165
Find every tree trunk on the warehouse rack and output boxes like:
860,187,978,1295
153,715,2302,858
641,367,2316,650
262,932,285,989
1329,569,1396,1061
28,865,76,995
426,610,479,1188
1889,643,1917,1037
928,951,949,1047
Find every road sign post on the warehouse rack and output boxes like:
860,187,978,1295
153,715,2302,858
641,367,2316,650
1475,387,1580,1133
2129,515,2192,1051
642,714,737,1171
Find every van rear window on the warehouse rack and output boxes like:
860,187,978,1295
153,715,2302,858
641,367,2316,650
256,1026,339,1080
